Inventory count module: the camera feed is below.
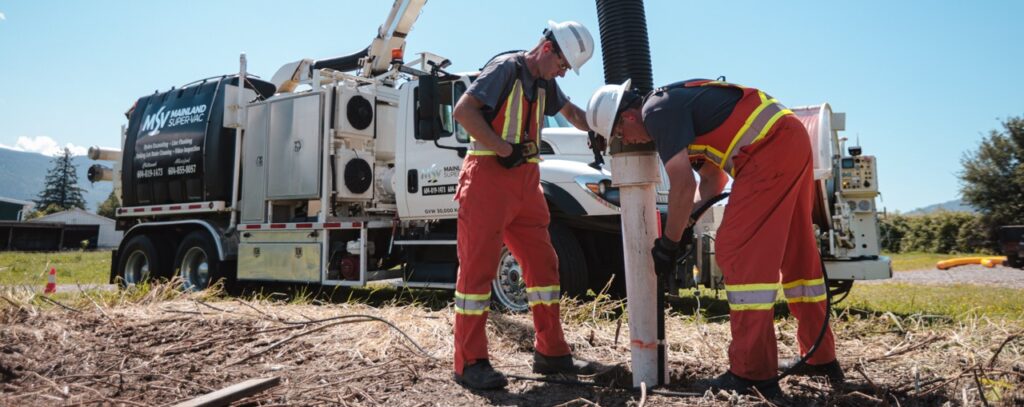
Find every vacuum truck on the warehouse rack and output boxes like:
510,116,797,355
89,0,889,310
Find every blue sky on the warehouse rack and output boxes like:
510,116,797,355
1,1,1020,212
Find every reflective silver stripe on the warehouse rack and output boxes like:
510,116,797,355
533,87,546,145
568,25,586,53
526,290,559,303
455,297,491,311
726,289,778,306
784,283,826,299
722,98,789,175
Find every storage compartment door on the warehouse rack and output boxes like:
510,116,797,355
267,93,323,199
238,242,321,283
241,103,269,223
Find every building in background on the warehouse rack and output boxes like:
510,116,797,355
29,209,122,248
0,197,35,221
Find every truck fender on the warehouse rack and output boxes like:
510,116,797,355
122,220,232,261
541,181,586,216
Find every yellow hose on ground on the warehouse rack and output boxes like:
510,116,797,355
936,256,1008,270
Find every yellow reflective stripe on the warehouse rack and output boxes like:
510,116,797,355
529,299,560,307
526,285,560,293
781,278,825,289
786,294,827,304
455,305,490,315
503,81,522,139
466,150,497,156
730,303,776,311
455,292,491,301
723,92,772,162
725,283,781,292
690,144,726,159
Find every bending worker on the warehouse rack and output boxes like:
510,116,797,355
586,79,844,397
450,21,597,390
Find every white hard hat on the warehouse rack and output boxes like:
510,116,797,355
586,79,632,138
546,20,594,75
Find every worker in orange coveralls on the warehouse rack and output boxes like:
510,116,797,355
449,21,600,390
586,79,845,397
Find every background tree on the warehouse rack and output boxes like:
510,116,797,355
959,115,1024,250
96,190,121,219
34,147,86,214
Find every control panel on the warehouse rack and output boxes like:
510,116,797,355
839,155,877,195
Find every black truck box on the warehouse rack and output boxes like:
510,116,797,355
121,76,273,206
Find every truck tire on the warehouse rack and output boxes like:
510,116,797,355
116,235,171,287
174,231,225,292
491,222,588,312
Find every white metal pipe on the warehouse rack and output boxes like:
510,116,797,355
611,151,665,388
229,53,247,230
87,146,122,161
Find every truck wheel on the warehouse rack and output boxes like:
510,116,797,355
549,223,588,298
492,247,530,313
490,223,588,313
174,231,224,292
116,235,169,287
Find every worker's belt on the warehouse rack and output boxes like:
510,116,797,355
454,291,491,316
467,140,541,163
782,278,827,304
526,285,560,307
725,282,781,311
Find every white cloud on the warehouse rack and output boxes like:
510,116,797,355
0,12,6,20
0,136,89,156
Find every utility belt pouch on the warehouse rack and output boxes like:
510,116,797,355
497,141,539,169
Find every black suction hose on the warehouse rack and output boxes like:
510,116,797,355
595,0,654,92
684,192,832,388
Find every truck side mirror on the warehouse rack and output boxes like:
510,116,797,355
416,75,441,141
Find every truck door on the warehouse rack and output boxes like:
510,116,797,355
399,77,471,219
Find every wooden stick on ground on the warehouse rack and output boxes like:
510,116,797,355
171,377,280,407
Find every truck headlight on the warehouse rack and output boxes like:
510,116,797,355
578,176,620,206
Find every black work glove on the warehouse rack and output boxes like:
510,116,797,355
497,143,537,169
651,236,681,276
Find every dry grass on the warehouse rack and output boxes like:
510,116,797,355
1,282,1022,406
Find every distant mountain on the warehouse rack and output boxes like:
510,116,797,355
906,199,977,215
0,148,114,211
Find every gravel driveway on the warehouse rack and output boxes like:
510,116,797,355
864,264,1024,289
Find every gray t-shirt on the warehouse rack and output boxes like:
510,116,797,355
466,52,568,122
642,80,742,163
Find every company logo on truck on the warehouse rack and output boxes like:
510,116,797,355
141,104,209,134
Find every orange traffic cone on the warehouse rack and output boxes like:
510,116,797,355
44,267,56,294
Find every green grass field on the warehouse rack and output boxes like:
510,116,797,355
3,250,1022,321
886,251,991,271
843,282,1024,319
0,250,112,286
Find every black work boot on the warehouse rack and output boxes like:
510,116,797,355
532,352,598,375
778,357,845,382
454,360,508,390
704,371,783,399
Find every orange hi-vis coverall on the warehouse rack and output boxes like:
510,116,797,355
452,74,570,375
684,80,836,381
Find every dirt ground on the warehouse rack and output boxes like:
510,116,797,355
1,285,1022,407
